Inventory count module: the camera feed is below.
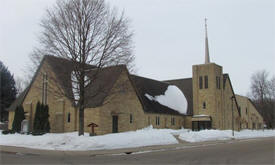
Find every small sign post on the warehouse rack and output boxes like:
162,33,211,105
87,122,98,136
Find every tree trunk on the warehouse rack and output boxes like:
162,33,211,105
78,106,84,136
78,70,85,136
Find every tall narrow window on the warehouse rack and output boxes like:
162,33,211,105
239,107,242,116
45,73,48,104
156,116,160,125
67,113,71,123
42,73,48,104
199,76,203,89
216,76,218,89
203,102,206,109
216,76,221,89
246,108,248,115
158,117,160,125
219,77,221,89
204,76,208,89
130,114,133,123
42,75,44,102
171,117,175,125
216,76,219,89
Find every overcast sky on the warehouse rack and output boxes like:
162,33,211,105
0,0,274,96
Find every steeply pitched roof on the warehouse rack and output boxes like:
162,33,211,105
247,98,264,118
46,56,76,102
129,75,184,115
45,55,96,103
236,94,263,118
223,73,241,116
44,55,125,108
7,55,49,111
84,65,125,108
46,55,188,113
163,78,193,115
8,55,189,116
223,74,229,89
7,87,30,111
8,55,126,110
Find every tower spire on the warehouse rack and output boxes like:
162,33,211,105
205,18,210,64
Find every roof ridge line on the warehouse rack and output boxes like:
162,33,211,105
130,74,171,85
163,77,192,82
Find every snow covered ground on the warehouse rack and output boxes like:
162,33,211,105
0,126,185,151
179,129,275,142
0,126,274,151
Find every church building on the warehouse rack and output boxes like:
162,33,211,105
8,21,264,135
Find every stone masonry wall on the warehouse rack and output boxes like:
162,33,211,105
145,113,184,129
236,95,264,129
90,69,146,135
192,63,223,129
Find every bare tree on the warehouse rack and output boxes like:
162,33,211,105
32,0,134,135
250,70,270,103
248,70,275,128
268,76,275,99
15,76,29,96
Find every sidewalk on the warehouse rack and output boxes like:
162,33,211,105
2,137,270,157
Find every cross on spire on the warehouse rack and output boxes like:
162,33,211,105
205,18,210,64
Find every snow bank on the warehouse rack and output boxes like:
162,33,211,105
234,129,275,139
179,129,275,143
179,130,232,142
1,128,274,151
0,126,182,151
145,85,188,114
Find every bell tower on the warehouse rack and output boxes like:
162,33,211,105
192,19,224,130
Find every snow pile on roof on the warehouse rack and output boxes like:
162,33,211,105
145,85,188,114
179,129,275,143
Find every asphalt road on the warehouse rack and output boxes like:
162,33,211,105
0,137,274,165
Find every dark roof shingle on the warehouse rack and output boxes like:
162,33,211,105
9,55,190,116
45,55,125,108
84,65,125,108
7,87,30,111
8,55,124,110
